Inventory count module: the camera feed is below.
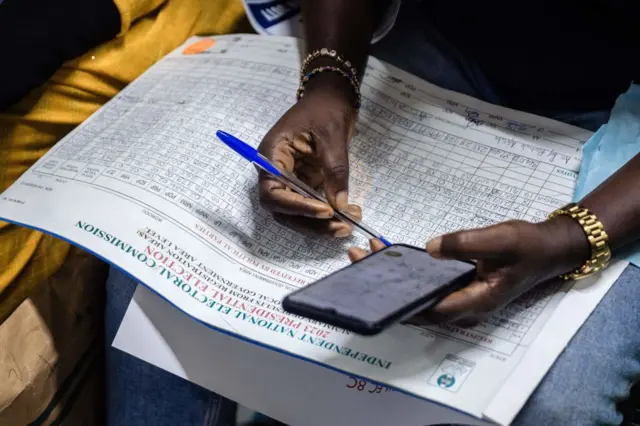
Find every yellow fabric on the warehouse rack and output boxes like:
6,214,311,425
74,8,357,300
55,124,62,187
0,0,246,321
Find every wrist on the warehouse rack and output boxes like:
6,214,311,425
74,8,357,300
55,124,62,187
538,215,591,276
301,58,360,109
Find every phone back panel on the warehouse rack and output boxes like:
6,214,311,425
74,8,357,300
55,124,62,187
283,245,475,333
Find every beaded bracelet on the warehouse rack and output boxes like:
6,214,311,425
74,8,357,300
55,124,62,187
296,65,362,109
300,48,360,86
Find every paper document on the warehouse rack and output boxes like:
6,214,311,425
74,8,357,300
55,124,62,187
0,35,624,424
114,258,626,426
114,285,490,426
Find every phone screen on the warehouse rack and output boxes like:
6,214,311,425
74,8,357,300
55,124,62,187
283,244,475,334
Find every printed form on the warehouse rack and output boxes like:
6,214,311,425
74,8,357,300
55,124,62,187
0,35,625,423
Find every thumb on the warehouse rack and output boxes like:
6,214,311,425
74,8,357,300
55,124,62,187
426,223,519,261
320,136,350,211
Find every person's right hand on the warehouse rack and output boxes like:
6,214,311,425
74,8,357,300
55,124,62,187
258,75,362,237
348,216,589,326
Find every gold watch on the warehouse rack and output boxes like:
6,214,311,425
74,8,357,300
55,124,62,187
547,203,611,280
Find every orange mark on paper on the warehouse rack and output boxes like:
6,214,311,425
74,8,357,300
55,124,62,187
183,39,216,55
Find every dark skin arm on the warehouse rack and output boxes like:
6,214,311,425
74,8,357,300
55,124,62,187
258,0,635,325
580,154,640,251
258,1,389,235
350,154,640,325
302,0,386,82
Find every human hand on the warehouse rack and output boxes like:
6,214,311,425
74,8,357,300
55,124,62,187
258,74,362,237
348,217,589,326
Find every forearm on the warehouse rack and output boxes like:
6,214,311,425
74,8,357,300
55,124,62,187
580,153,640,252
544,152,640,274
302,0,388,79
301,0,389,99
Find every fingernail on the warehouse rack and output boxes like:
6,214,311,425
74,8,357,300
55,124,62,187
347,204,362,220
315,209,333,219
335,191,348,211
370,238,385,251
426,237,442,257
335,227,351,238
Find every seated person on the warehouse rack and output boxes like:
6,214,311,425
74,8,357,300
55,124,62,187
3,0,637,424
0,0,244,423
111,0,639,424
261,0,640,424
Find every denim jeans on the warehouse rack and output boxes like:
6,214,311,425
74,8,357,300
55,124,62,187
105,4,639,425
105,267,237,426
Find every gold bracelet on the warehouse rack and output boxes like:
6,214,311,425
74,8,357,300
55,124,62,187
300,48,360,86
547,203,611,280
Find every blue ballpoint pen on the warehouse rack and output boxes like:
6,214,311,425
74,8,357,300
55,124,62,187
216,130,392,247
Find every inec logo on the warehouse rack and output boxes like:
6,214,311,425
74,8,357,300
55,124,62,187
436,373,456,388
429,354,475,393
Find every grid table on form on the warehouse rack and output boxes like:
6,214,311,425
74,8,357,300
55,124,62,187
33,36,586,354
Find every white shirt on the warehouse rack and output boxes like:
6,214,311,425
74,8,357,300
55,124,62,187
241,0,402,44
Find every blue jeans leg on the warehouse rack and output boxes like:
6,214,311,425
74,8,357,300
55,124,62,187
105,268,237,426
513,265,640,425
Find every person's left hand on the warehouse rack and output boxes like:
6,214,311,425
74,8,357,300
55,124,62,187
348,217,589,326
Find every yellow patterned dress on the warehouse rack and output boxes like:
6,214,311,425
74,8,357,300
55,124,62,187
0,1,246,423
0,0,246,321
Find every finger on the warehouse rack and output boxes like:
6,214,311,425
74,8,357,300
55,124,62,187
341,204,362,236
348,238,389,264
260,179,334,218
259,138,296,175
425,280,499,324
258,130,324,216
406,314,482,329
335,204,362,237
348,247,369,262
273,214,349,237
295,160,324,190
369,238,386,253
345,204,363,221
452,313,491,328
272,204,360,237
426,223,519,260
273,204,362,238
317,133,350,210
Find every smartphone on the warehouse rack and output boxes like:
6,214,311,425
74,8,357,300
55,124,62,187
282,244,475,336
